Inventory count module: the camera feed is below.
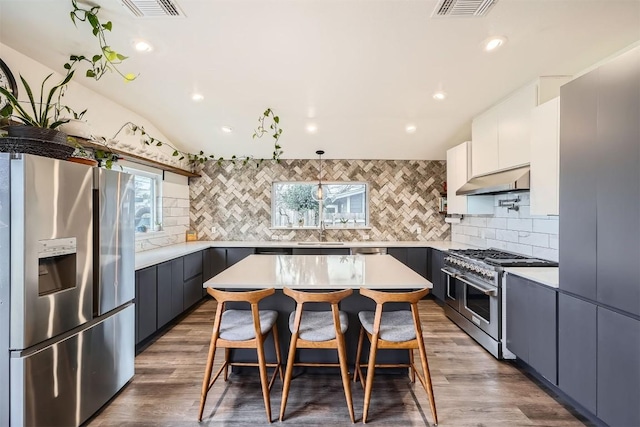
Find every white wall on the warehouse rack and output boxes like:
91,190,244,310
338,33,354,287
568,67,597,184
134,171,190,252
451,192,559,261
0,43,189,169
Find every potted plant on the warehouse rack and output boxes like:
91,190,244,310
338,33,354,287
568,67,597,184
339,218,349,228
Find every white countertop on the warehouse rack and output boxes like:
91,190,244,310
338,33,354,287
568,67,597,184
504,267,559,288
135,240,477,270
204,254,432,290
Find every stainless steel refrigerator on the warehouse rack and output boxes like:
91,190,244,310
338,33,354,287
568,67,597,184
0,153,136,426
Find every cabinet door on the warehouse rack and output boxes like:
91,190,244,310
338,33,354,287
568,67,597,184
471,109,499,176
529,283,557,384
447,142,469,214
292,248,321,255
387,247,408,265
135,266,157,345
407,248,428,278
321,248,350,255
211,248,226,276
595,48,640,316
183,251,203,281
226,248,254,267
184,274,203,309
156,261,173,329
530,97,559,216
202,249,212,282
559,71,598,300
497,82,536,169
171,257,184,318
430,250,446,301
558,294,597,414
505,275,529,362
597,307,640,427
425,249,433,282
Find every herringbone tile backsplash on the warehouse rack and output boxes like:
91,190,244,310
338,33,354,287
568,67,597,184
190,159,450,242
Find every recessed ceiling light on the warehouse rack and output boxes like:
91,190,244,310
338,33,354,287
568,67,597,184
133,40,153,52
306,123,318,133
191,93,204,102
405,124,417,134
221,126,233,133
484,36,507,52
432,91,447,100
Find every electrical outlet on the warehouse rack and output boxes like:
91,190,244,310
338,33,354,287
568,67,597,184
211,226,216,234
271,235,279,240
416,227,422,234
363,234,370,240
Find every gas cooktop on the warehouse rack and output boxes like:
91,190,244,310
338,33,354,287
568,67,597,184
449,248,558,268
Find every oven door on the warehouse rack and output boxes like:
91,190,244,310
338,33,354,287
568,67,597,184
441,267,462,311
459,274,500,340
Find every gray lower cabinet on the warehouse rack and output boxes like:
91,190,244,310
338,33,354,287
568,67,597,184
157,258,185,329
183,252,203,309
597,307,640,427
291,247,349,255
430,249,445,301
558,293,597,415
388,247,428,278
506,275,557,384
227,247,255,266
135,266,157,345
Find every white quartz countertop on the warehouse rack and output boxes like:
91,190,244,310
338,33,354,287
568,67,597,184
204,254,432,290
504,267,559,288
135,240,477,270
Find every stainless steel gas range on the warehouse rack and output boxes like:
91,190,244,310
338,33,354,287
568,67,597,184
442,248,557,359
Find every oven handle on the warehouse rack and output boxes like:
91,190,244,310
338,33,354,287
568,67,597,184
455,275,498,296
440,267,457,277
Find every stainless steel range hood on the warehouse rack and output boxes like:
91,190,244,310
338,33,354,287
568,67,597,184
456,165,530,196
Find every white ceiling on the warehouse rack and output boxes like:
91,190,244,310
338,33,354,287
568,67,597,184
1,0,639,160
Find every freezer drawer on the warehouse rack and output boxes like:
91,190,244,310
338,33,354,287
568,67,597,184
10,304,134,427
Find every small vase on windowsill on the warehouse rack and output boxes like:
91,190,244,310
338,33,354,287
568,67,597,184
298,218,304,227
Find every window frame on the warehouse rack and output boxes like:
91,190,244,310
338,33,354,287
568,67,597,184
121,165,163,234
271,181,370,229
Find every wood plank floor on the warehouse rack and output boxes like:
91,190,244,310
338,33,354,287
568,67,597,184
88,298,589,426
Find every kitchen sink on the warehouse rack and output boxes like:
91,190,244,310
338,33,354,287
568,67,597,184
296,241,345,245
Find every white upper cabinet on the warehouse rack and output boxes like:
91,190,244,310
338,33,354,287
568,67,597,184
447,141,493,215
471,77,571,178
530,97,560,215
471,109,499,176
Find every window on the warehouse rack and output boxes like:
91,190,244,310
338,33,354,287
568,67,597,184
122,166,163,233
272,182,369,228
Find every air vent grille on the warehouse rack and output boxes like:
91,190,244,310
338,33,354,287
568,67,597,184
121,0,184,17
432,0,497,17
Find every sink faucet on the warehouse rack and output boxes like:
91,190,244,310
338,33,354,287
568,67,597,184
319,220,326,242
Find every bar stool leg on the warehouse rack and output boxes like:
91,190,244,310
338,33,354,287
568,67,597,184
362,334,379,424
279,332,299,421
256,336,272,423
198,332,219,421
417,337,438,425
224,348,230,381
353,327,365,387
336,333,355,423
271,324,284,382
409,349,416,383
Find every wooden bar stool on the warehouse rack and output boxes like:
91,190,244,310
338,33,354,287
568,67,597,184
353,287,438,425
198,288,283,423
279,287,355,423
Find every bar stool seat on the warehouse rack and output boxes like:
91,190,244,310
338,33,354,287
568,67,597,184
198,288,283,424
221,309,278,341
289,310,348,341
357,310,416,342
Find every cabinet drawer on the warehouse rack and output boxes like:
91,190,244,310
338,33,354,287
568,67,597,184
183,251,203,280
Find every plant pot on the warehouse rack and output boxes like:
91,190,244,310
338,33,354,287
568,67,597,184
0,127,75,160
7,126,68,144
59,119,93,139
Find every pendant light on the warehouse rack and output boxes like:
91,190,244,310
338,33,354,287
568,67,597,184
315,150,324,201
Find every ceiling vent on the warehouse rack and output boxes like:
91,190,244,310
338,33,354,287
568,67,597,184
431,0,497,17
120,0,185,18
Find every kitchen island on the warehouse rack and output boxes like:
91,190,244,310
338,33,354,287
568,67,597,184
204,254,432,367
